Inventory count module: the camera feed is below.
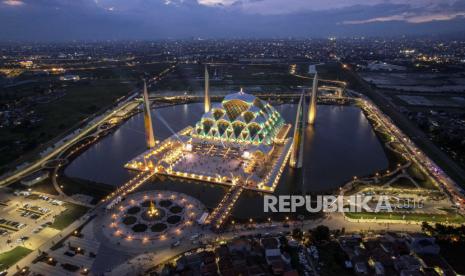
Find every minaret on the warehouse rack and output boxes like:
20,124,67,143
307,72,318,125
204,65,211,113
290,93,305,168
142,80,156,148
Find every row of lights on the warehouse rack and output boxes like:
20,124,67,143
101,170,155,203
206,186,244,229
259,141,293,193
357,97,455,200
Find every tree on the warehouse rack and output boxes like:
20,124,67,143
421,222,433,234
312,225,330,241
292,228,303,240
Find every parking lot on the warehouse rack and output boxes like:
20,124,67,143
0,189,67,253
29,227,100,276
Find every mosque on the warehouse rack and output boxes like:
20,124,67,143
124,67,297,193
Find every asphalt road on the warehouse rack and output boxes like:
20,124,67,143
346,66,465,187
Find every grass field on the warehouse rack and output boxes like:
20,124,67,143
0,80,132,169
60,176,113,204
0,63,171,170
49,203,89,230
155,63,308,92
345,211,465,224
0,246,32,270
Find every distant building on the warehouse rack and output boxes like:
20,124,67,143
60,74,80,81
365,61,406,71
18,60,33,68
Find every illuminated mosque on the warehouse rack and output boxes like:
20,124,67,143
192,89,285,146
125,67,297,193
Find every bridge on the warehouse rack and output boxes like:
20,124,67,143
204,185,244,230
101,170,156,204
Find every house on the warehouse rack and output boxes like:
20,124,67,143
394,255,422,272
355,262,368,275
406,235,440,255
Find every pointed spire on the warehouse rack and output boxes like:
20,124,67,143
204,65,211,113
290,92,305,168
143,80,156,148
240,87,244,94
307,72,318,125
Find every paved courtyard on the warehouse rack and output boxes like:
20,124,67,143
101,191,206,244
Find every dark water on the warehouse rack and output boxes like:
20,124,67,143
65,103,388,219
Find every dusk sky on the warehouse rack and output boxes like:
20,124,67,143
1,0,465,41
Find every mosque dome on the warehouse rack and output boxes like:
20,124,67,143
192,90,284,145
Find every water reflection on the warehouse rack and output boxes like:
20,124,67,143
65,103,388,218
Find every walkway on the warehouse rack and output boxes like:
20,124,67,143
205,186,244,230
101,170,157,204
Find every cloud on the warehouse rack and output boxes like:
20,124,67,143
196,0,461,15
1,0,465,40
342,11,465,24
198,0,236,6
2,0,24,6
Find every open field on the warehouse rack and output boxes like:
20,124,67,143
60,176,113,204
154,63,308,94
333,62,465,187
0,63,170,171
49,203,89,230
0,80,131,169
0,246,32,270
345,211,465,224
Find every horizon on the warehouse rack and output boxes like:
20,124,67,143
2,34,465,44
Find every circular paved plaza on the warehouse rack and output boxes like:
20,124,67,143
102,191,205,243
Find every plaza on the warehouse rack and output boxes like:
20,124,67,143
102,191,206,243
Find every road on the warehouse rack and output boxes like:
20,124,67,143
345,66,465,187
296,64,465,209
0,64,175,188
107,211,420,275
3,62,462,274
348,91,465,213
0,65,176,273
5,214,92,275
0,97,139,187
